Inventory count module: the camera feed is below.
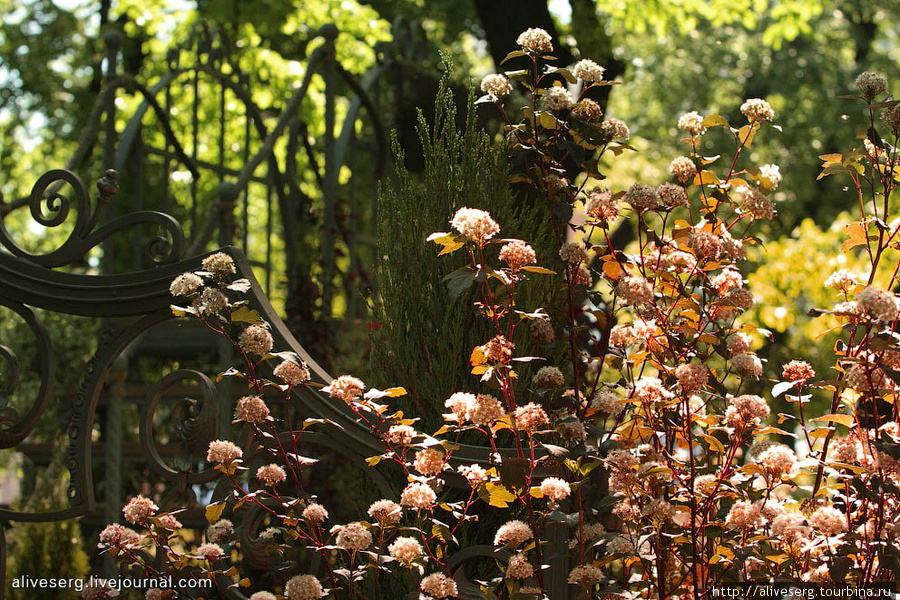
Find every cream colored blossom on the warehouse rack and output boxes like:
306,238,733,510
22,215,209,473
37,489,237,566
540,477,571,502
533,366,565,388
273,359,310,385
625,182,658,212
196,543,224,561
724,394,770,429
480,73,512,97
740,98,775,122
387,424,416,445
506,553,534,579
414,448,445,477
257,464,287,487
170,273,202,296
514,402,550,433
585,188,618,222
543,86,573,110
568,564,602,589
334,522,372,551
99,524,140,547
676,363,708,392
389,536,423,565
499,240,536,272
657,182,688,208
809,506,847,536
450,207,500,243
494,520,533,546
731,353,763,377
470,394,505,425
726,501,764,530
400,482,436,509
669,156,697,183
367,499,401,525
207,439,242,464
206,519,234,543
855,71,888,100
285,575,325,600
678,111,706,136
419,573,458,599
600,118,630,140
757,444,797,479
458,464,488,487
629,376,674,404
325,374,365,404
234,395,269,424
573,59,605,82
517,27,553,54
617,275,653,305
239,324,273,356
202,252,236,280
592,390,625,415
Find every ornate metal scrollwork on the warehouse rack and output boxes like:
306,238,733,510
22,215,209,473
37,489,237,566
0,169,184,268
0,300,53,450
139,369,220,487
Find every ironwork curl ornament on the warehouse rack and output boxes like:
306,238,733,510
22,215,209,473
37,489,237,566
0,300,53,450
139,370,220,490
0,169,184,268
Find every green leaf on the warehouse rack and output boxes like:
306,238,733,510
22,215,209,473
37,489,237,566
443,266,478,299
231,306,262,324
500,50,526,64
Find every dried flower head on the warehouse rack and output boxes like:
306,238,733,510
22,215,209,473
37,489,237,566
533,366,565,388
711,269,743,295
499,240,537,272
782,360,815,382
517,27,553,54
257,464,287,487
325,374,365,404
480,73,512,98
482,335,514,363
855,71,888,100
123,495,158,525
740,98,775,122
568,564,603,589
688,230,722,262
771,513,811,542
676,363,708,392
600,118,630,140
285,575,325,600
559,242,589,265
239,324,273,356
514,402,550,433
857,286,900,321
617,275,653,306
573,59,605,82
420,573,458,599
573,98,604,121
669,156,697,183
606,535,635,555
592,390,625,415
273,359,310,385
844,362,886,392
400,482,436,509
506,552,534,579
234,395,269,424
585,188,619,222
389,536,423,565
206,519,234,543
625,182,659,212
556,419,586,441
195,287,227,315
882,104,900,135
725,394,770,429
678,111,706,136
573,265,593,287
657,182,688,208
202,252,236,280
742,188,775,220
170,273,202,296
196,542,224,561
530,318,555,343
367,499,401,525
450,207,500,243
494,520,533,547
731,353,763,377
825,269,857,292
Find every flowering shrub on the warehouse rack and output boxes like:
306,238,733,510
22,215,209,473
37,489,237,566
96,29,900,600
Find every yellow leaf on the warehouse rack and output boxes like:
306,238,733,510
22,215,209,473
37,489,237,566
205,502,226,524
841,220,870,253
482,482,518,508
809,427,833,439
812,413,855,428
470,346,487,367
520,266,556,275
602,260,625,280
385,387,407,398
737,124,756,147
694,170,720,186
